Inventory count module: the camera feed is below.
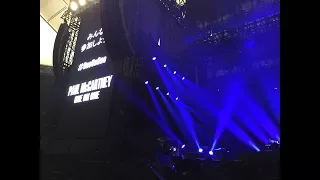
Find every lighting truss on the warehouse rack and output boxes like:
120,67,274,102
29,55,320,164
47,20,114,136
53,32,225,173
117,56,145,79
157,0,187,27
193,0,280,30
207,57,280,79
146,58,186,94
57,0,100,75
68,0,100,16
175,0,186,6
193,13,280,45
185,0,280,45
61,10,81,74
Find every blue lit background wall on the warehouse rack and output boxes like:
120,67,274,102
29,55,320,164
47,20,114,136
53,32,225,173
127,1,280,156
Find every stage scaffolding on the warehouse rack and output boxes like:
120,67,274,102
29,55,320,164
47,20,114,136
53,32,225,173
60,10,81,75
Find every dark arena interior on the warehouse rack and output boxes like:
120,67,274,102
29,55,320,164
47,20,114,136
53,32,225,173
40,0,280,179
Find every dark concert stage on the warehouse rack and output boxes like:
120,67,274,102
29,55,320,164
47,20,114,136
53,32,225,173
41,0,280,179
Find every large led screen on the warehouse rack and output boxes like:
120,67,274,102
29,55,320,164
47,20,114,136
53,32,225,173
57,4,114,138
67,6,113,104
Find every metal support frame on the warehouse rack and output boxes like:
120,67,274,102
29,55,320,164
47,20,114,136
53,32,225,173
59,0,101,75
190,0,280,43
122,56,135,78
40,11,81,147
175,0,186,6
192,13,279,45
120,56,145,78
156,0,187,27
61,10,81,75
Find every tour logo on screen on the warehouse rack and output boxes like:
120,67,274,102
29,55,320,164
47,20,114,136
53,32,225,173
67,75,113,103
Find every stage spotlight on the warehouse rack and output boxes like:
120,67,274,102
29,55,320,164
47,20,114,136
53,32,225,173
164,64,167,67
198,148,203,153
181,144,185,148
274,87,278,90
182,77,185,80
79,0,86,6
175,97,179,100
152,57,156,60
209,151,213,155
70,1,79,11
166,92,169,95
173,71,176,74
145,81,148,85
156,87,159,90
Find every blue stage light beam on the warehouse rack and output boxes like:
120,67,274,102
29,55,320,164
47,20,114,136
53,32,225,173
147,84,168,126
158,89,189,139
116,79,180,143
166,67,221,148
258,74,280,122
154,61,177,96
227,120,261,152
156,61,261,151
243,95,279,140
233,106,269,144
178,100,214,130
179,77,219,117
210,113,262,152
158,90,182,122
210,79,246,151
154,61,198,144
168,95,200,149
165,67,185,92
249,141,261,152
180,77,256,152
153,61,265,151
